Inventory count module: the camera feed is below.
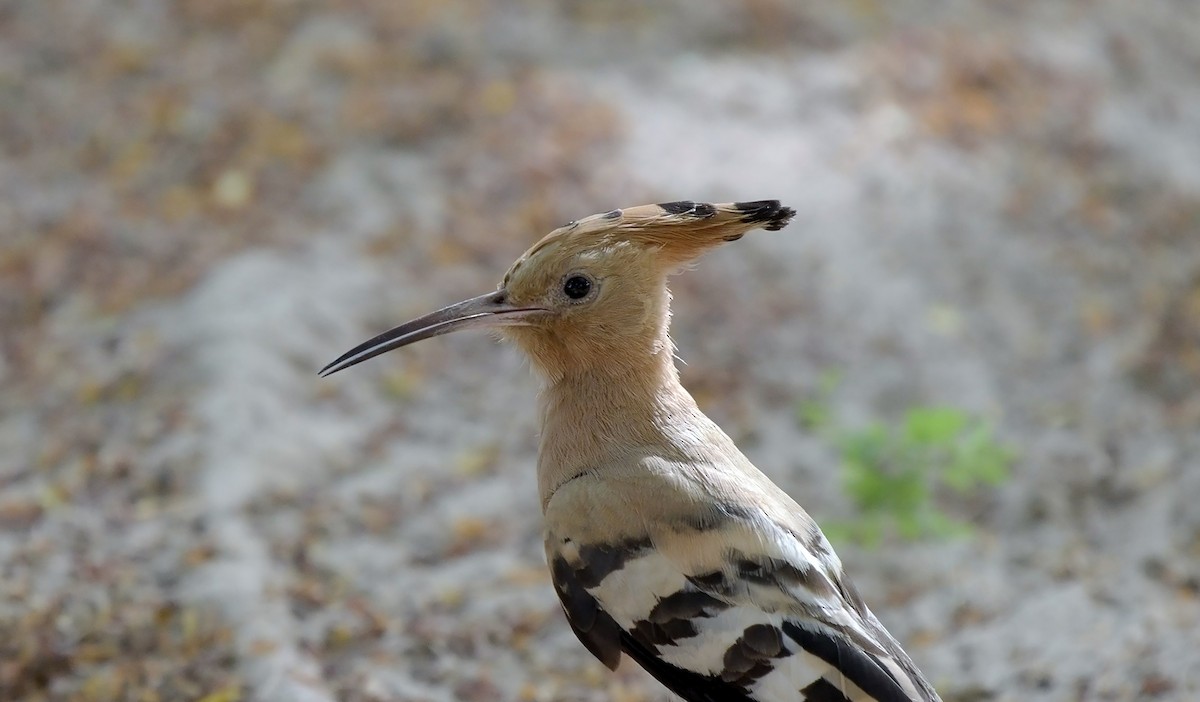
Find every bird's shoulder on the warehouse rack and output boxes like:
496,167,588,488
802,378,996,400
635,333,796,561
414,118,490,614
543,447,815,538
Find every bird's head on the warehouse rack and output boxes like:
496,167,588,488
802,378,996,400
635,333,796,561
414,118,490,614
320,200,794,381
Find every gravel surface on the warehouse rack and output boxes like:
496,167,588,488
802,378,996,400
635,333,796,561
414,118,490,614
3,2,1199,701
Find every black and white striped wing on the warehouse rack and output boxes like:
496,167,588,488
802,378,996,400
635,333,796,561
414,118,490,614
549,539,760,701
547,522,939,702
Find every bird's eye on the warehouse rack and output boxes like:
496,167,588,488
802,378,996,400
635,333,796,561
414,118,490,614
563,275,592,300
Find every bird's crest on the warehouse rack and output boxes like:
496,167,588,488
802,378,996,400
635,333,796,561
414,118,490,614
503,200,795,286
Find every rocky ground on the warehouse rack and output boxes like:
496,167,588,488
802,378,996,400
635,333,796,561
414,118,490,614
2,1,1198,701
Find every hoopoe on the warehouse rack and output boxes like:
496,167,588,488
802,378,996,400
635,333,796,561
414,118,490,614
321,201,942,702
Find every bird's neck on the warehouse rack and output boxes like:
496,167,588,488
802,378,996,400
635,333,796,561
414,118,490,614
535,347,701,508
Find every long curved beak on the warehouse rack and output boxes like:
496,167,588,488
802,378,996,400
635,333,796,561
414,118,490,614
318,291,543,377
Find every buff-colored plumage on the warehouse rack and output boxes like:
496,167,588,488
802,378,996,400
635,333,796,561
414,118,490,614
320,201,941,702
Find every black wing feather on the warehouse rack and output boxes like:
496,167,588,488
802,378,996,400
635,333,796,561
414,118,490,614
550,554,624,670
782,621,912,702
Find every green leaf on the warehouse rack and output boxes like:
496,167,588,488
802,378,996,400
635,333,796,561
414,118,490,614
943,425,1011,492
921,510,973,538
797,399,830,430
904,407,968,445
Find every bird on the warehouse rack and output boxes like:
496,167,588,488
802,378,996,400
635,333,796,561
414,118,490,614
320,200,942,702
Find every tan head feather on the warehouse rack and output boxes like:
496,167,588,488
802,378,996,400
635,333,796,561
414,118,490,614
497,201,795,381
504,200,795,288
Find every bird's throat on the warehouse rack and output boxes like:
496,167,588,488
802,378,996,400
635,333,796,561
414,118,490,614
534,342,696,508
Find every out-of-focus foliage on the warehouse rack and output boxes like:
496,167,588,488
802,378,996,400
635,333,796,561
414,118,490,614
833,407,1012,546
799,382,1012,546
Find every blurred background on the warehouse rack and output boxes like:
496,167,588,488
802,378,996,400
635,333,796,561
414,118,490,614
2,1,1199,700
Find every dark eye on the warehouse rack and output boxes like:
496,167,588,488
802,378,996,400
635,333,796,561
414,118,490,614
563,275,592,300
